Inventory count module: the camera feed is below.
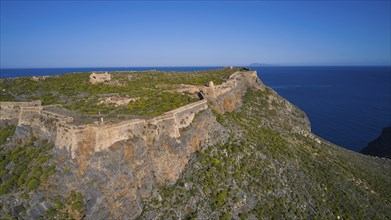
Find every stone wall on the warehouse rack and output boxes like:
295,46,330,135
0,100,41,120
2,71,260,158
90,72,111,84
207,71,264,114
54,99,208,158
169,71,263,114
0,70,264,219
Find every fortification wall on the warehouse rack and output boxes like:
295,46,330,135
54,99,208,157
2,71,259,158
55,123,74,153
0,100,41,120
14,102,75,143
29,114,58,142
18,107,42,125
208,71,263,113
170,100,208,129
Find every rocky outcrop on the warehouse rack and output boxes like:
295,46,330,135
361,126,391,158
3,70,391,220
1,70,262,219
52,109,227,219
207,71,264,114
55,71,258,219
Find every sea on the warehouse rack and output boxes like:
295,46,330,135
1,66,390,152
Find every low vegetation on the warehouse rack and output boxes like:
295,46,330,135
142,88,391,219
0,139,55,195
45,190,85,219
0,125,15,145
0,68,237,118
1,69,390,219
0,131,86,219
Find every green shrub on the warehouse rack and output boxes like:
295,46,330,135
220,213,231,220
17,178,24,187
238,213,248,220
0,169,8,177
14,164,27,175
217,190,227,207
55,201,63,209
27,177,39,191
0,184,10,195
46,167,56,176
240,165,247,172
71,201,83,211
0,158,10,168
212,158,222,167
38,156,50,164
0,125,15,145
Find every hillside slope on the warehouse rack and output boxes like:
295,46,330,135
1,70,390,219
361,126,391,158
142,88,391,219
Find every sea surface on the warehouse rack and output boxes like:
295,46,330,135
0,67,223,78
255,66,391,152
1,66,390,152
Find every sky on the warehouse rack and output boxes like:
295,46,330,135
0,1,390,68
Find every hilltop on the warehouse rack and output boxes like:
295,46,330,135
0,68,390,219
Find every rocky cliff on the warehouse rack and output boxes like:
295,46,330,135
1,70,390,219
361,126,391,158
0,70,274,219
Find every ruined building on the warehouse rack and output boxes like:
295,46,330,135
89,72,111,84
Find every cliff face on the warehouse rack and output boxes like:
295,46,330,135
56,71,266,218
207,71,264,114
361,126,391,158
2,70,389,220
51,108,226,219
0,70,266,219
57,71,265,218
141,88,391,220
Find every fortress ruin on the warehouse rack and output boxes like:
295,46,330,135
90,72,111,84
0,71,262,158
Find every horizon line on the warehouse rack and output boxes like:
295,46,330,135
1,65,391,69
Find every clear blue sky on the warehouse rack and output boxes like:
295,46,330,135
1,1,390,68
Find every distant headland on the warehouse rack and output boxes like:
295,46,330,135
248,63,279,67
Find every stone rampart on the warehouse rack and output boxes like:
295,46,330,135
0,71,263,219
54,99,208,157
2,71,260,158
207,71,264,113
0,100,42,120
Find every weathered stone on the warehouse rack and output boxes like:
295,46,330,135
5,161,14,170
12,125,32,144
11,204,25,217
1,173,10,182
27,201,53,218
0,100,41,120
29,191,45,207
27,201,51,218
89,72,111,84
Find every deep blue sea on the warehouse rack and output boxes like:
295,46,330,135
255,66,391,152
1,66,390,152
